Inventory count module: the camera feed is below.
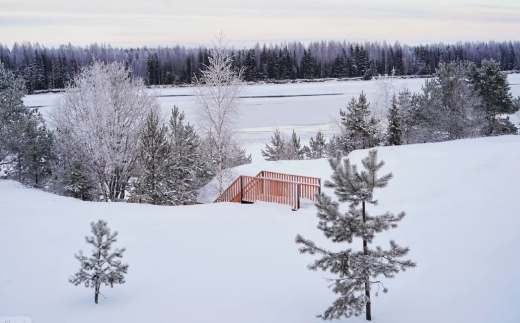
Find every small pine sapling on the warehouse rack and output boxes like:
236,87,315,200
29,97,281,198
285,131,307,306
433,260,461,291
261,128,286,161
69,220,129,304
305,130,328,159
296,150,416,321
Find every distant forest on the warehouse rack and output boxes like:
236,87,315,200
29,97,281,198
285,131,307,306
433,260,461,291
0,40,519,92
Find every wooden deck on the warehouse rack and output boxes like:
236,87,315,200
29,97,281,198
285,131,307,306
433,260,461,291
214,171,321,210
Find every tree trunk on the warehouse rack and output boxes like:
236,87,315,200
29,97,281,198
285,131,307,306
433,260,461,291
362,201,371,321
94,284,99,304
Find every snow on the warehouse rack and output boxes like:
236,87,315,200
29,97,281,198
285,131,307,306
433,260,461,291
2,136,520,322
24,74,520,162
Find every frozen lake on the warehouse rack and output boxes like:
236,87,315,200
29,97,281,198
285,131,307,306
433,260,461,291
23,75,520,160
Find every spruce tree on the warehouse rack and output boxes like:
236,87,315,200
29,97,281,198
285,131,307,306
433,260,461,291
296,150,416,320
261,129,286,161
301,49,316,79
69,220,129,304
244,49,258,82
387,95,402,146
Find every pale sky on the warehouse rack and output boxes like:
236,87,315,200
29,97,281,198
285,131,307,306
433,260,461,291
1,0,519,48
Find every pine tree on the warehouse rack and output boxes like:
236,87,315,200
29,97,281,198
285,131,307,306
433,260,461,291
387,95,402,146
296,150,416,320
133,108,171,204
305,130,327,159
168,106,205,204
69,220,129,304
0,61,28,164
468,59,519,135
0,62,53,187
261,128,286,161
286,129,304,160
339,92,381,154
13,109,53,187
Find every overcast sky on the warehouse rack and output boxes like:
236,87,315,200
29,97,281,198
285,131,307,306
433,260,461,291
1,0,519,48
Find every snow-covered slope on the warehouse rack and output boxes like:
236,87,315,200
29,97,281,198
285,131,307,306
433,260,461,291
2,136,520,323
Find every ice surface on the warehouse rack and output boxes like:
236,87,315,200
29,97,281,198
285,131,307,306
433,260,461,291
1,136,520,322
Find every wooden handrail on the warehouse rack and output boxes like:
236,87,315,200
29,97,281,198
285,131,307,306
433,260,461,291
214,171,321,210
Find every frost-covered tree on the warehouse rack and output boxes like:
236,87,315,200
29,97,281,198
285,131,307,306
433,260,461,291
69,220,129,304
132,108,171,204
168,106,207,204
304,130,328,159
394,89,418,145
339,92,381,154
413,62,483,142
286,129,304,160
0,62,53,186
468,59,519,135
262,128,287,161
51,60,159,202
387,96,402,146
296,150,416,321
192,33,245,196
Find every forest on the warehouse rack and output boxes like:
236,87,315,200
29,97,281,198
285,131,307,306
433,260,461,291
0,39,518,92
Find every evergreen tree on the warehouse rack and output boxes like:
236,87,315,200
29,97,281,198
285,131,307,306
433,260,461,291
147,53,160,85
339,92,381,154
286,129,304,160
0,62,53,187
244,49,258,82
305,130,327,159
301,49,316,79
13,109,53,187
0,61,27,163
259,46,269,80
133,108,171,204
332,54,348,78
387,95,402,146
261,128,286,161
280,48,296,79
468,59,519,135
168,106,205,204
296,150,416,320
69,220,129,304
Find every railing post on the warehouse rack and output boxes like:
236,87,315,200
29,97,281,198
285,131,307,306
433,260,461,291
240,176,244,202
296,183,301,210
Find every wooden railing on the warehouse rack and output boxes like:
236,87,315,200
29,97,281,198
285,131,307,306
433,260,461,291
214,170,321,210
257,170,321,186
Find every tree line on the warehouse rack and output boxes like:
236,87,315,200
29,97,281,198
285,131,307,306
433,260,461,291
0,40,519,92
262,59,520,162
0,39,251,203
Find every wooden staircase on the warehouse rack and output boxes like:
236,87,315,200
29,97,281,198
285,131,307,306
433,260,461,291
214,171,321,210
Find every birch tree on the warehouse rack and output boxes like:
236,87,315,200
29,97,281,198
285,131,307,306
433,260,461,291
51,61,159,201
192,33,245,196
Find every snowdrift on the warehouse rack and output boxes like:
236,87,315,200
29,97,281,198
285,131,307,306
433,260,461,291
1,136,520,323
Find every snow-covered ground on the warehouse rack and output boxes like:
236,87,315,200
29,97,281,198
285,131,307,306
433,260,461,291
23,75,520,161
2,136,520,322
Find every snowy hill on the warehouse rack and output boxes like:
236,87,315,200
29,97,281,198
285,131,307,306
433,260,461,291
1,136,520,323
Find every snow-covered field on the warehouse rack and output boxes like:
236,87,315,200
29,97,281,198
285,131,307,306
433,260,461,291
23,75,520,161
2,136,520,323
